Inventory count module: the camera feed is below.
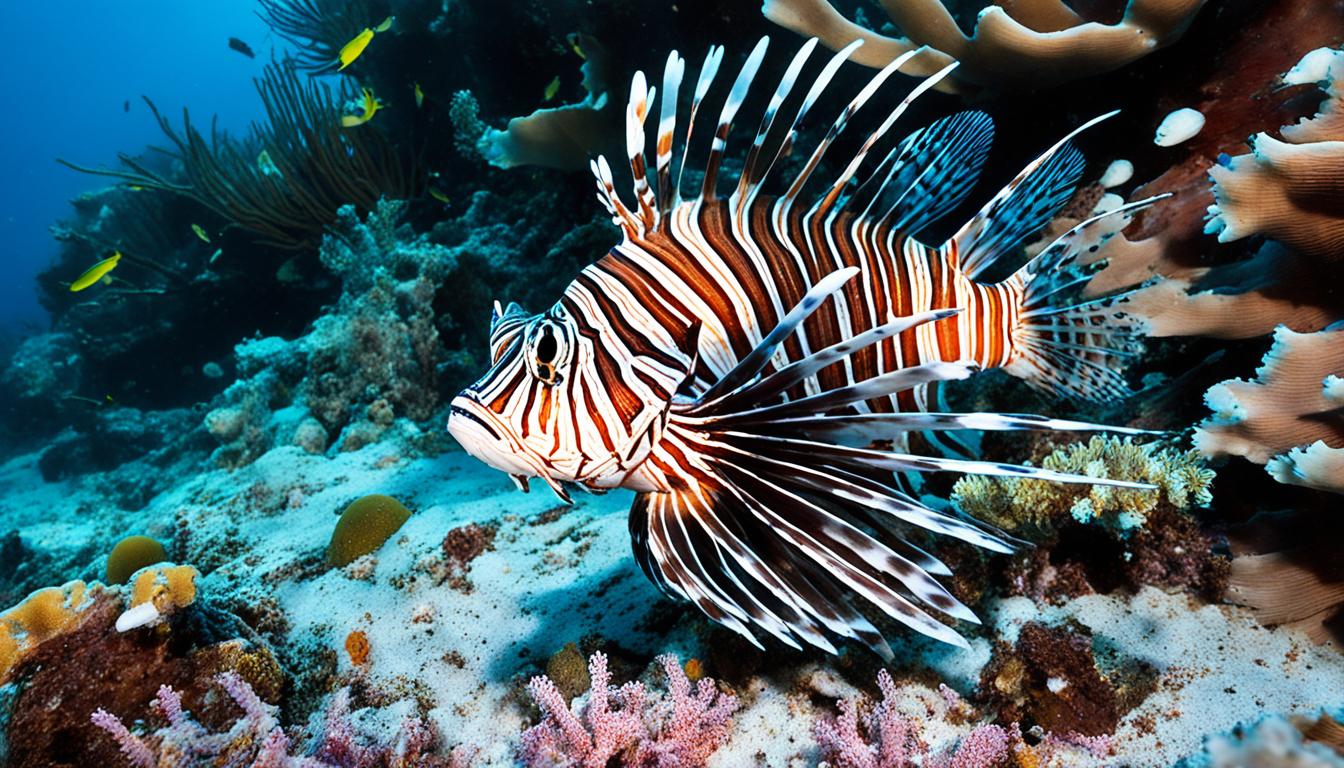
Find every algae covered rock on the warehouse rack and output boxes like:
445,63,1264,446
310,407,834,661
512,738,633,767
106,535,167,585
327,494,412,566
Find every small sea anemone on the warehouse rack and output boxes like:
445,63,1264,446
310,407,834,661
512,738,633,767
327,494,412,567
106,535,168,585
952,436,1214,536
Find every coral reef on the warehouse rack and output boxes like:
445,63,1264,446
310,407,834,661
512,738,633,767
92,672,464,767
1195,325,1344,494
327,494,413,567
1205,46,1344,262
477,36,615,170
762,0,1207,92
952,436,1214,537
813,667,1113,767
520,651,737,768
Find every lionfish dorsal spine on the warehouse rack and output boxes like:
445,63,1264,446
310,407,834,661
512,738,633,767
625,70,657,232
655,51,685,221
733,37,818,214
813,60,960,222
700,36,770,202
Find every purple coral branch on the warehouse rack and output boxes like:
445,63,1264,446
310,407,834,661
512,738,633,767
90,708,157,768
520,651,738,768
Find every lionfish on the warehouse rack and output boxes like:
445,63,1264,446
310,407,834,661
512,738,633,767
447,37,1159,656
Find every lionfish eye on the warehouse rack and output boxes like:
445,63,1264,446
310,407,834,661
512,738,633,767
535,328,558,364
528,321,566,385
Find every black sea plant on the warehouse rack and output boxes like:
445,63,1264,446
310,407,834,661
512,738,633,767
60,59,425,250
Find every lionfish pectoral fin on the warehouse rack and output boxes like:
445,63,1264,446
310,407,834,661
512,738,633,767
642,273,1161,653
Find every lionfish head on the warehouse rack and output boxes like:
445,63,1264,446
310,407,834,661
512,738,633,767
447,297,693,502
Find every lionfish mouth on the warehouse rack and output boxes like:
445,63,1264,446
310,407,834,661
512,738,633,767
446,395,575,503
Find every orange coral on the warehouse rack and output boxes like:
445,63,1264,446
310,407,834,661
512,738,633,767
345,629,371,666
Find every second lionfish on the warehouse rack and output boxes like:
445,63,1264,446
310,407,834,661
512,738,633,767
447,37,1160,657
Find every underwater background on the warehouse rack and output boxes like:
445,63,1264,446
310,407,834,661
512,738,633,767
0,0,1341,766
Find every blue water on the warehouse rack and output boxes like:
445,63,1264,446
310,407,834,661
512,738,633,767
1,2,283,332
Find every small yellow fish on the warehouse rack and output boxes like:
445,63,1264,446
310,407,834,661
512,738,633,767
340,88,383,127
374,16,395,33
567,33,586,60
124,184,144,192
70,252,121,292
429,187,451,205
414,82,424,109
543,75,561,102
192,223,211,243
337,28,375,71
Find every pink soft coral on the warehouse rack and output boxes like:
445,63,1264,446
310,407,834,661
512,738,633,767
519,652,738,768
814,670,1113,768
91,672,470,767
814,670,1013,768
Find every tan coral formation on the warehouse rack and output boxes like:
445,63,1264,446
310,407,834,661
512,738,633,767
762,0,1207,92
1195,325,1344,493
1205,47,1344,262
478,35,613,170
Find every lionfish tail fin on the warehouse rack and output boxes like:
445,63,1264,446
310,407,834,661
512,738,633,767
1002,193,1171,402
631,270,1156,653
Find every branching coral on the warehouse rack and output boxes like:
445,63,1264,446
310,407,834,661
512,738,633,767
814,668,1112,767
60,60,424,249
92,673,461,767
1205,46,1344,262
258,0,392,71
319,199,457,293
762,0,1207,92
952,436,1214,536
1195,325,1344,494
519,651,737,768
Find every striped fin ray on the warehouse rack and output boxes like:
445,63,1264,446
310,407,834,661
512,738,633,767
702,37,769,201
625,71,658,231
629,269,1156,652
654,51,686,220
812,61,960,220
953,111,1119,280
1001,193,1172,401
734,38,819,215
